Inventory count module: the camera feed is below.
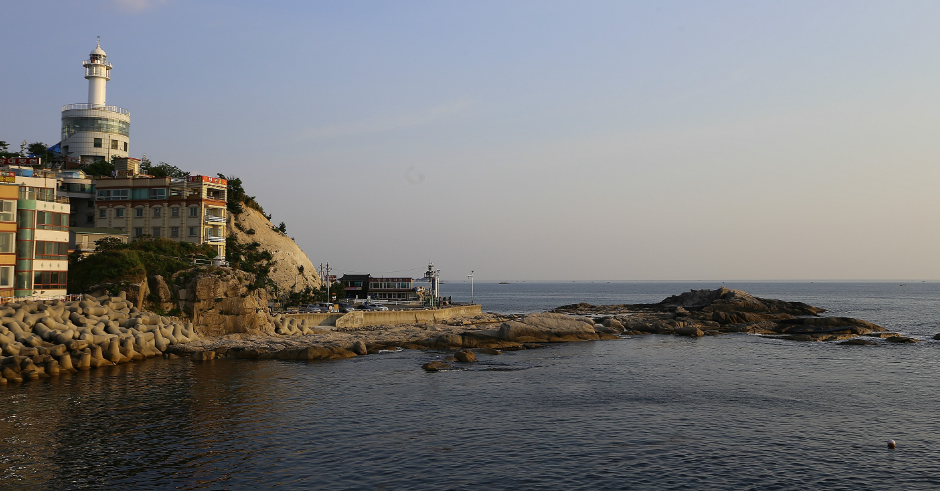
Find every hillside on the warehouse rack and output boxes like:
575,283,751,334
228,206,322,293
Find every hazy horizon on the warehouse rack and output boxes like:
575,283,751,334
4,1,939,282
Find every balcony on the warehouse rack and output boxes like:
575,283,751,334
61,103,130,116
205,235,225,243
205,215,226,223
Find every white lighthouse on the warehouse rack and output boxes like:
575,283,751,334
60,38,131,164
85,37,111,107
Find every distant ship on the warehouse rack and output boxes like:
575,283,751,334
499,282,511,284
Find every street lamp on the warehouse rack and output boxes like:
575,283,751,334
468,270,474,305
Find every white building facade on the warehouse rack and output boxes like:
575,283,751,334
60,39,130,164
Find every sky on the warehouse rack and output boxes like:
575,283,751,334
3,0,940,281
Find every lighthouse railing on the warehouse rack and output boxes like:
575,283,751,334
61,103,130,116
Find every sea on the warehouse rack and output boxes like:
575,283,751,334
2,281,940,490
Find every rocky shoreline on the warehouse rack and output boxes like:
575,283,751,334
0,287,923,384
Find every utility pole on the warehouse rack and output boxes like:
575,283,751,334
325,262,330,304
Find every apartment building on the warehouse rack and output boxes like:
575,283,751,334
94,174,228,258
0,181,17,297
7,170,71,298
57,169,96,227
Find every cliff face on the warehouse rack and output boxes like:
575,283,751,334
228,207,322,293
173,268,274,337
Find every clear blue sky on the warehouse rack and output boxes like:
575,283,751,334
3,1,939,281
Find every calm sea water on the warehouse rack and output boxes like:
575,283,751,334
2,282,940,490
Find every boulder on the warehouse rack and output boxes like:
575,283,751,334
497,313,598,343
454,350,477,363
422,361,452,371
676,326,705,337
351,340,368,356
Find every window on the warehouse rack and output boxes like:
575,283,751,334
96,189,129,200
150,188,167,199
134,227,143,237
0,266,11,288
171,227,179,237
0,233,13,254
99,208,107,218
115,208,124,218
153,207,161,218
188,227,198,237
93,138,102,148
86,215,93,224
111,140,119,149
33,271,67,290
35,212,62,230
171,207,179,217
152,227,161,237
123,142,128,151
35,241,68,260
189,207,198,217
135,208,144,217
0,201,14,222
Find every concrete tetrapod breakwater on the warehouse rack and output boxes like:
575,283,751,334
0,293,199,384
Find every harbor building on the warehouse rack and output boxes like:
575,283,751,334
369,277,417,301
93,173,228,259
60,39,130,164
340,274,418,301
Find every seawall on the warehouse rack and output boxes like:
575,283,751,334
283,305,483,329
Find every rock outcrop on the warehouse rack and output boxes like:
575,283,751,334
555,287,891,342
173,268,275,337
228,207,321,294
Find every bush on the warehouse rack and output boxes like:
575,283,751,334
68,238,217,293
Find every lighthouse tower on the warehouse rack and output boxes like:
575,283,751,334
60,38,131,164
85,38,111,107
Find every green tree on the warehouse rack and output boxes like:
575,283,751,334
0,141,18,158
81,158,114,177
219,174,246,214
149,162,189,178
26,142,52,162
276,222,287,234
95,236,124,252
218,174,265,215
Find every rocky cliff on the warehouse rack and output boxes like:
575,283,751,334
228,207,322,293
173,268,275,337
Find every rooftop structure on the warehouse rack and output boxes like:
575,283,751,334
60,38,130,164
